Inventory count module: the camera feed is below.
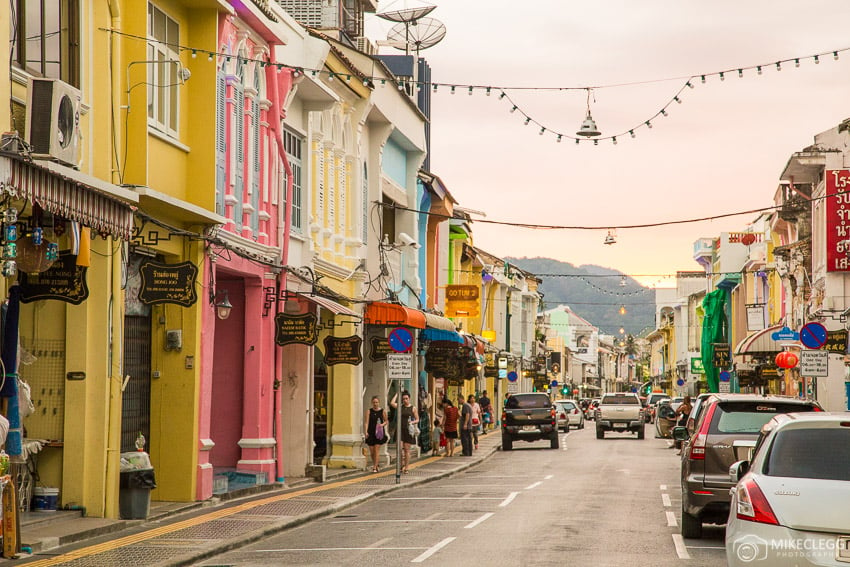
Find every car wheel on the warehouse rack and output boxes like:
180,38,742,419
550,433,559,449
579,420,584,430
596,427,604,439
502,435,512,451
637,427,645,440
681,507,702,539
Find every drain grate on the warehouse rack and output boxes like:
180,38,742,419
159,518,268,540
237,498,333,516
38,545,189,566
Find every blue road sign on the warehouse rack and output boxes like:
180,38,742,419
388,327,414,353
719,371,731,382
771,326,799,341
507,371,518,382
676,379,685,387
550,380,559,388
799,322,828,350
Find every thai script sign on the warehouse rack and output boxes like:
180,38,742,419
138,260,198,306
826,169,850,272
20,253,89,305
274,313,319,346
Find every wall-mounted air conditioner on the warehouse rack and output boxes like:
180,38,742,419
26,78,81,167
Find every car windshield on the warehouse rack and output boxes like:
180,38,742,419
506,394,551,409
557,402,575,410
602,395,639,405
710,402,818,434
765,428,850,481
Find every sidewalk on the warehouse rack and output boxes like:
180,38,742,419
9,430,501,566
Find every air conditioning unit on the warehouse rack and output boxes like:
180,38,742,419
26,78,81,167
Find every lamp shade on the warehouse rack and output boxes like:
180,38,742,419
15,237,56,274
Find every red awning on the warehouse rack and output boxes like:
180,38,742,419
364,302,425,329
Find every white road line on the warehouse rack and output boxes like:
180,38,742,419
525,481,542,490
660,484,667,490
331,519,468,524
687,545,725,550
544,475,554,480
499,491,520,507
464,512,494,529
368,537,394,549
383,497,505,501
666,511,677,527
672,534,691,559
258,547,427,552
662,493,672,507
411,537,456,563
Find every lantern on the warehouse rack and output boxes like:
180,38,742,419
775,351,799,369
741,233,757,246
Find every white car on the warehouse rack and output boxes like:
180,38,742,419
726,412,850,566
554,399,584,430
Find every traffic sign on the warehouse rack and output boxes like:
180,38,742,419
387,353,412,379
719,371,731,382
550,380,558,388
799,322,828,350
771,326,799,341
507,371,518,382
676,379,685,387
800,350,828,376
388,327,414,353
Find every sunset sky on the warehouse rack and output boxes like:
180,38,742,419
366,0,850,286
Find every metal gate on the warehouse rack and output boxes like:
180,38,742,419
122,314,151,453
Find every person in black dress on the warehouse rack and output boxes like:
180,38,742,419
364,396,388,472
391,390,419,473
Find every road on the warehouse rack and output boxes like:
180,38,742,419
198,425,728,566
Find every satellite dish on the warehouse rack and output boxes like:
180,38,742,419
377,1,436,23
386,18,446,53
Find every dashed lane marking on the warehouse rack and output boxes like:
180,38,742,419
544,475,553,480
464,513,494,529
672,534,691,559
662,493,672,507
411,537,456,563
499,492,520,507
660,484,667,490
666,511,677,527
525,481,542,490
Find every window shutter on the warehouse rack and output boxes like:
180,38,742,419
233,85,244,230
327,149,335,231
215,72,227,215
251,97,260,234
361,163,368,243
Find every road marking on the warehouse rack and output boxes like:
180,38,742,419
662,493,672,507
464,513,494,529
672,534,691,559
686,545,725,550
660,484,667,490
411,537,456,563
331,519,468,524
544,475,554,480
666,511,677,527
257,547,427,552
525,481,542,490
499,491,520,507
384,497,504,501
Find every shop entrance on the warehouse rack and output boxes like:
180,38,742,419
313,347,327,464
122,253,152,453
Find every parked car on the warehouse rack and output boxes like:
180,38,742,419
684,393,715,435
654,399,677,438
585,398,600,421
501,393,559,450
648,396,672,423
555,399,584,430
672,394,823,539
726,413,850,566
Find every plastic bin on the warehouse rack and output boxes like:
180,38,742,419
32,487,59,511
119,468,156,519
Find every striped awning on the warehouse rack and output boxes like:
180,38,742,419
2,157,138,240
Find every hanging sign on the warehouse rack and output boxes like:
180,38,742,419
826,169,850,272
771,326,799,341
369,336,395,361
138,260,198,306
827,329,848,353
690,358,705,374
445,284,480,317
387,353,412,380
800,350,828,376
712,344,730,368
746,305,765,331
323,335,363,366
19,253,89,305
274,312,319,346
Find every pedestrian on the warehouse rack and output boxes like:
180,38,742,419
363,395,388,472
673,395,693,454
431,418,443,456
468,394,482,450
478,390,492,434
459,395,473,456
390,390,419,474
442,399,459,457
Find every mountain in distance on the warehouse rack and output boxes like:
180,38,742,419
505,257,656,337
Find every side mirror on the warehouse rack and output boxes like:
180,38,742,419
671,426,690,442
729,460,750,483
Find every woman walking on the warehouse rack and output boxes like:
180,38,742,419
468,394,482,450
442,398,459,457
391,391,419,473
364,396,388,472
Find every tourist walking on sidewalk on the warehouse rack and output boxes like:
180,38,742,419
459,395,473,456
364,396,388,472
442,399,459,456
468,394,482,450
478,390,492,434
391,391,419,473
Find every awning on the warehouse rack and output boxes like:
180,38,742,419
300,293,359,318
2,157,138,240
424,312,456,331
735,324,799,355
421,328,463,343
364,302,425,329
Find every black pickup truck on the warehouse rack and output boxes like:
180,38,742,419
501,393,559,450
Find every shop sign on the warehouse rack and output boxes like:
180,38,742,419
425,342,463,378
827,329,848,353
445,284,479,317
274,313,319,346
712,343,730,368
323,335,363,366
690,358,705,374
746,305,765,331
20,253,88,305
826,169,850,272
138,260,198,306
368,336,395,361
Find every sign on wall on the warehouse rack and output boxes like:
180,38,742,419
825,169,850,272
274,313,319,346
323,335,363,366
445,284,480,317
19,253,89,305
138,260,198,306
712,343,730,368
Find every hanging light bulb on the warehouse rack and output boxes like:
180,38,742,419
757,65,762,75
524,117,531,125
612,136,617,145
674,96,681,104
660,109,668,117
432,83,438,92
629,130,635,138
539,127,545,135
486,87,492,96
738,69,743,78
556,134,562,143
814,55,820,64
776,61,781,71
510,105,518,113
700,75,706,83
795,58,800,67
646,120,653,129
468,86,473,95
686,81,694,89
834,51,840,60
619,305,627,316
719,71,725,81
620,276,627,287
575,89,601,137
450,85,456,94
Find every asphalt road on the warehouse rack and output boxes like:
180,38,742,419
199,425,728,566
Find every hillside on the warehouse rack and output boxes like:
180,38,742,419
505,257,656,336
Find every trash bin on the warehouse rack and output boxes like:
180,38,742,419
119,468,156,519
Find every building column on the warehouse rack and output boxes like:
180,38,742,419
326,317,365,469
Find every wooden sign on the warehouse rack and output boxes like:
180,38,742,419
825,329,848,354
138,260,198,307
369,336,395,361
445,284,480,318
20,253,89,305
274,313,319,346
712,343,730,368
323,335,363,366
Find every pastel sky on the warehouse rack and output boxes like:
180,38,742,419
366,1,850,286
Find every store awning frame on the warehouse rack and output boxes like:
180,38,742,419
364,302,426,329
423,312,456,331
735,324,799,355
300,293,360,318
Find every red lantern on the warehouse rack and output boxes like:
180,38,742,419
775,351,799,369
741,233,757,246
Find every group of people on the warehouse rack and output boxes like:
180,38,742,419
362,389,494,473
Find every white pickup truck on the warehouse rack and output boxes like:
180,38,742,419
595,392,646,439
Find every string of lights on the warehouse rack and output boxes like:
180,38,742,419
578,276,652,296
102,27,850,144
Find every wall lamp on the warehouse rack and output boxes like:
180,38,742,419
124,59,192,112
211,289,233,320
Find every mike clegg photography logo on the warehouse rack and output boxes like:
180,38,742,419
732,535,839,562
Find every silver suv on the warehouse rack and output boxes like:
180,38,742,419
672,394,822,539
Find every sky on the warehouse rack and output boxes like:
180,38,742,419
365,0,850,287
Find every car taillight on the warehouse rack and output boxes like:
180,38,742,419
688,402,717,461
573,409,578,414
501,411,506,427
736,478,779,525
550,407,556,425
813,406,823,412
559,412,567,419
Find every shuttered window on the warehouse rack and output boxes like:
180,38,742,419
284,128,303,233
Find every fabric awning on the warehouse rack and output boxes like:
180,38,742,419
424,312,456,331
2,157,138,240
364,302,425,329
300,293,359,318
421,328,463,343
735,324,799,355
